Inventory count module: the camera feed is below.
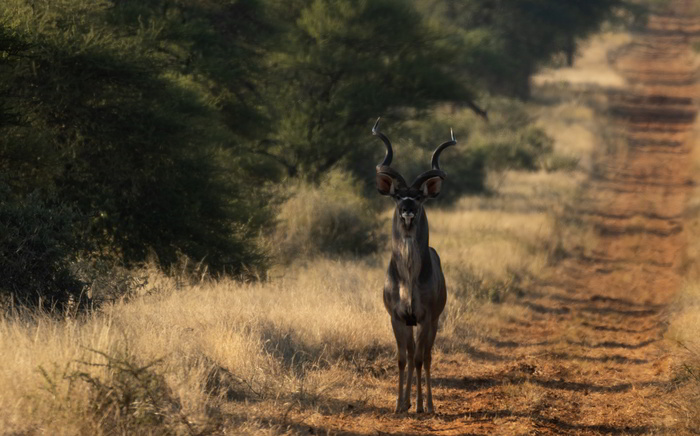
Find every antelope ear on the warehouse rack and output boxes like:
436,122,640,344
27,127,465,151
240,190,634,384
376,173,396,196
420,176,443,198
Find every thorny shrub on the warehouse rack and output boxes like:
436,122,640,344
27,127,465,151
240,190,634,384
271,169,384,263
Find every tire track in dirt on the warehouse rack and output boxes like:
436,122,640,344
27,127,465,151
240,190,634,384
302,4,698,435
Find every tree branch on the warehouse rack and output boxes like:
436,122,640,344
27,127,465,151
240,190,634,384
246,141,298,178
464,99,488,121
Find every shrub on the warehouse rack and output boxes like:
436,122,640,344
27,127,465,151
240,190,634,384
382,112,487,202
70,259,148,306
271,169,384,263
38,348,213,436
469,99,555,173
0,185,85,309
385,98,558,203
479,125,554,172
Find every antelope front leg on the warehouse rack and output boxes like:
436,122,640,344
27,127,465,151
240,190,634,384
415,359,423,413
396,354,406,413
425,364,434,413
392,319,412,413
414,321,433,413
404,331,415,412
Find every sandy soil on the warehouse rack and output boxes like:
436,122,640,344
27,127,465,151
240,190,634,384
297,3,699,435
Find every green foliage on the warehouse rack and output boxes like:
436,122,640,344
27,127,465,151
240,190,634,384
256,0,473,180
389,99,557,203
466,99,554,173
417,0,627,98
633,0,674,13
271,169,384,262
0,184,85,308
385,115,487,201
479,126,554,172
103,0,273,141
0,0,269,285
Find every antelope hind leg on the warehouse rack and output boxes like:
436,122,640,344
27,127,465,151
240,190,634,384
404,329,415,412
424,318,439,413
414,321,433,413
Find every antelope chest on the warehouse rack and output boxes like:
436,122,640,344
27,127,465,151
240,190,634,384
397,237,421,300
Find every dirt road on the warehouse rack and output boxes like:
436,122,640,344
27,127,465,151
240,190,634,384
305,5,698,435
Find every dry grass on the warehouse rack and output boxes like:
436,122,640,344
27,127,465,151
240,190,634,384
435,172,581,286
532,32,632,89
665,278,700,431
531,30,634,177
0,261,392,435
533,98,599,172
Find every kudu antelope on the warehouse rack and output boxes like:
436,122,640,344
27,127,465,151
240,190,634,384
373,118,454,414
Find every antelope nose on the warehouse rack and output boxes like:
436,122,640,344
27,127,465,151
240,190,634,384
401,210,415,226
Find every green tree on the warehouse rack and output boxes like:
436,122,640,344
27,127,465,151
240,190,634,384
0,0,270,282
254,0,477,180
0,24,86,306
417,0,626,98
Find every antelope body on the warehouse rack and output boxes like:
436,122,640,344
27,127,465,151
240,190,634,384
373,119,454,414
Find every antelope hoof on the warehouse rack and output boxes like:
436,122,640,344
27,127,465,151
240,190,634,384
395,401,410,413
426,398,434,414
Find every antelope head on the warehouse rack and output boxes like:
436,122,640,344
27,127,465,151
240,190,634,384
373,118,456,230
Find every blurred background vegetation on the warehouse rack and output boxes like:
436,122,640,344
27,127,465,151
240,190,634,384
0,0,645,307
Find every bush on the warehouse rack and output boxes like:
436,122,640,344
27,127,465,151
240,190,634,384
390,98,556,203
70,259,148,306
462,98,555,173
383,135,487,203
378,111,487,203
0,3,271,278
271,169,384,263
0,185,85,308
479,125,554,172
